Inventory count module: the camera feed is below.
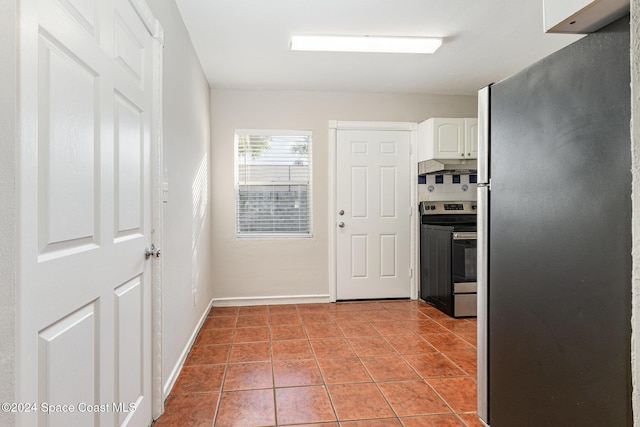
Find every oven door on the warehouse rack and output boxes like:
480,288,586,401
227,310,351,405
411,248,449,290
452,231,477,317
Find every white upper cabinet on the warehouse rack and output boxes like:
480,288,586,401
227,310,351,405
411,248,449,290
543,0,628,33
465,118,478,159
418,118,477,161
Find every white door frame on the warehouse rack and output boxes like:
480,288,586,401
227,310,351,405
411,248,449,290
131,0,166,419
328,121,419,302
115,1,165,418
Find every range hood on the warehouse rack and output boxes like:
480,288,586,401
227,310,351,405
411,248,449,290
418,158,477,175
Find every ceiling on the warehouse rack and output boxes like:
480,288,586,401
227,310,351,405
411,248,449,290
174,0,583,96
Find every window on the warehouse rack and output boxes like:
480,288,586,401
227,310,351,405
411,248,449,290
235,130,312,237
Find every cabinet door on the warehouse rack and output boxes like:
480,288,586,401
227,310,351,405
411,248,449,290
432,118,465,159
464,118,478,159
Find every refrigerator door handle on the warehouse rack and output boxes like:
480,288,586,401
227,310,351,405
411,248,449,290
477,84,491,425
477,186,489,424
477,85,491,185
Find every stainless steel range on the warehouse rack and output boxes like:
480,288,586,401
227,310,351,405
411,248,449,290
419,200,477,317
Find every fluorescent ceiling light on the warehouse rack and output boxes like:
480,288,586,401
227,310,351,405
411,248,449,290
290,35,442,54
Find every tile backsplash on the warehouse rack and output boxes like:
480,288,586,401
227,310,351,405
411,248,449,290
418,174,477,201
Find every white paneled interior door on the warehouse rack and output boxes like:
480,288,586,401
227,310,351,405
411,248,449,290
17,0,157,425
336,130,411,300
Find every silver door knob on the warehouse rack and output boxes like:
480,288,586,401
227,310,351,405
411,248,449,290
338,222,345,228
145,244,161,259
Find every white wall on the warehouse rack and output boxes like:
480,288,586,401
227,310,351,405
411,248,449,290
631,1,640,423
0,0,16,425
210,89,477,303
145,0,213,397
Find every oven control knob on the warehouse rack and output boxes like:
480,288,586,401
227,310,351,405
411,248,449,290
472,205,477,210
430,205,436,210
424,205,430,211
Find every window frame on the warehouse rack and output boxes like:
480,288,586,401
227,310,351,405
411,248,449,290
234,129,313,238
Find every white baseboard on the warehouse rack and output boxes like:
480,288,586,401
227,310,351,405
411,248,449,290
162,299,213,399
211,294,331,307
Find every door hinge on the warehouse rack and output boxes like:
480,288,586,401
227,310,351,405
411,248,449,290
409,267,413,278
409,144,413,155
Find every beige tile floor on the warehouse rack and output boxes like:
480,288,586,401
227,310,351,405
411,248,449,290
155,300,483,427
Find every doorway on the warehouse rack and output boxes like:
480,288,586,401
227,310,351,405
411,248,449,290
329,121,418,301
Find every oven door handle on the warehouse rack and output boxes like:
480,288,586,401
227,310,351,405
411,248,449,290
453,232,477,240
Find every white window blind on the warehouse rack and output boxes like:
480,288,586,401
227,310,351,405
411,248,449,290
235,130,312,237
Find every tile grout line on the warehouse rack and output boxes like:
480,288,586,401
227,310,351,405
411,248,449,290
301,312,343,426
362,310,406,425
390,306,475,425
270,317,277,427
210,311,237,426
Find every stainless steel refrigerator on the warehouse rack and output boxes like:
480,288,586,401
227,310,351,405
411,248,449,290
477,15,631,426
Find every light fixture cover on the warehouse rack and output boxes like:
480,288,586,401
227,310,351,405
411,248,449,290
290,35,442,54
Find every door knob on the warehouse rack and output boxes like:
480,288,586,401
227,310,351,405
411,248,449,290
145,244,161,259
338,222,345,228
339,210,344,216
